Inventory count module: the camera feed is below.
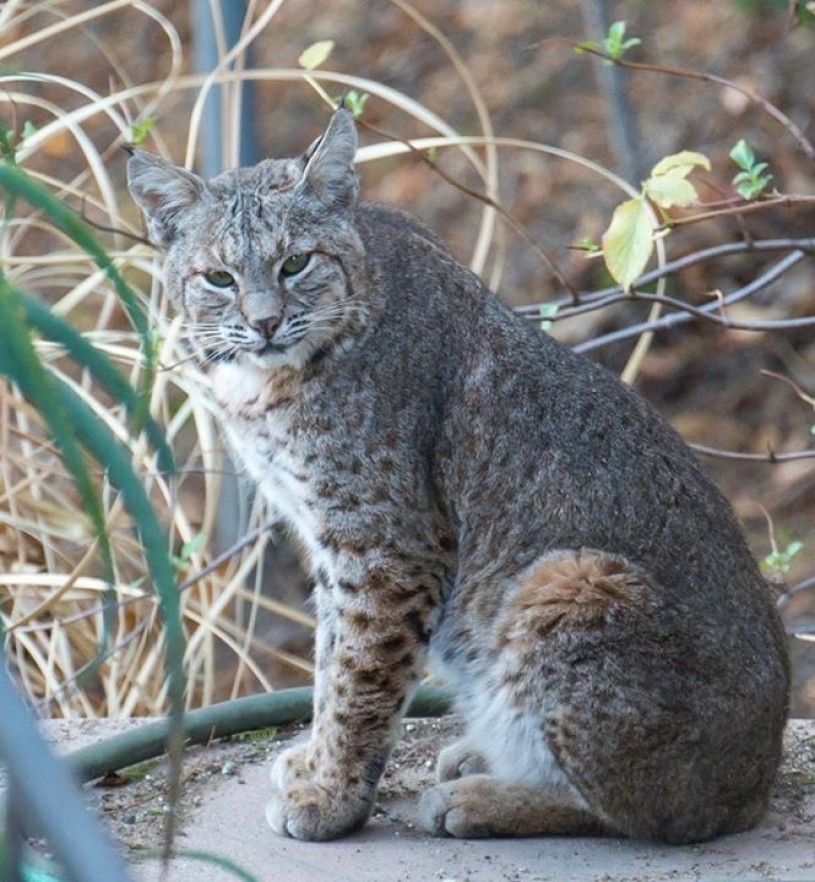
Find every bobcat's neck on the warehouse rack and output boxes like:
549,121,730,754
209,357,303,419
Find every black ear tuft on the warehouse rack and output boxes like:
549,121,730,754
126,150,205,247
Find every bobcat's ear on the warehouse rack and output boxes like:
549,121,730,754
126,150,205,248
295,108,358,213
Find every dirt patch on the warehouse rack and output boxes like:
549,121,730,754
39,715,815,858
71,717,462,851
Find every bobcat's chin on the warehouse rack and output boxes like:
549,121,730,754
245,342,294,369
242,333,351,371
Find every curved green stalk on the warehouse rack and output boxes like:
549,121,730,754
67,685,453,783
133,850,261,882
0,275,115,590
51,377,187,847
0,162,155,431
19,288,175,475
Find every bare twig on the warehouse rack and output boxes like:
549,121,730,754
666,195,815,229
690,443,815,464
517,237,815,317
557,38,815,160
352,115,582,304
569,250,809,352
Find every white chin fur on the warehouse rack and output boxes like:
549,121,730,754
246,348,297,369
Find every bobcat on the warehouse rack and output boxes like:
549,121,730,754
127,109,789,844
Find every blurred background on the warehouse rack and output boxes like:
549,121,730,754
1,0,814,718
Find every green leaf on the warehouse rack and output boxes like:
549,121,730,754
608,21,626,40
762,540,804,574
181,532,206,559
130,116,157,147
0,273,118,674
172,532,207,569
644,151,710,209
340,90,369,119
576,236,600,253
0,120,18,163
298,40,334,70
21,119,37,141
53,373,187,829
0,276,113,585
538,303,559,333
734,173,772,200
602,20,640,59
601,196,653,292
133,849,261,882
729,138,756,171
0,163,186,858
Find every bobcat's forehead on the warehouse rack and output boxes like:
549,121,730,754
209,156,303,197
188,159,308,265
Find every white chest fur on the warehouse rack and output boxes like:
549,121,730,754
210,361,324,566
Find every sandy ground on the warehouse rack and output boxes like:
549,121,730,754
23,714,815,882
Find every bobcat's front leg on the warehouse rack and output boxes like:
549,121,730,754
266,564,435,840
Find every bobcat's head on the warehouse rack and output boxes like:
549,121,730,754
127,109,366,369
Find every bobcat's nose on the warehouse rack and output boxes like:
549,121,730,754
249,314,282,339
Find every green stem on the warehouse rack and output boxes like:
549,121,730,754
67,685,453,783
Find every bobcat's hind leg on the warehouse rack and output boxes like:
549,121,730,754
436,738,490,782
419,775,608,838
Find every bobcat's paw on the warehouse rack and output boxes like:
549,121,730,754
436,738,489,782
266,744,373,841
269,742,313,791
418,779,493,838
266,781,370,840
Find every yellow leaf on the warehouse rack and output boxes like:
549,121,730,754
649,150,711,178
601,197,653,292
644,168,698,209
298,40,334,70
644,150,710,209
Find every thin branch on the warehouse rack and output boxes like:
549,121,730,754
666,195,815,229
579,0,644,182
517,237,815,317
560,39,815,160
786,573,815,598
352,115,582,304
690,442,815,464
79,201,153,247
570,250,809,352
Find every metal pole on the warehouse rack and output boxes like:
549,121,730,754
192,0,259,176
579,0,645,183
191,0,260,549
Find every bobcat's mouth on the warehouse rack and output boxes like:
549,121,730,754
203,350,236,364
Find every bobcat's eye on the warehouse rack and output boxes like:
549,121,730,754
280,253,310,277
203,269,235,288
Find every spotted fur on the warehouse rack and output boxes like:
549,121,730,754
128,109,789,844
